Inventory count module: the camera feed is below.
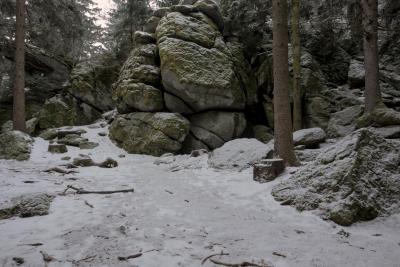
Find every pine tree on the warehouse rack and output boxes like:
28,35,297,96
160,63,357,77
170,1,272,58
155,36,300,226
107,0,151,60
272,0,298,166
291,0,302,131
362,0,381,113
12,0,26,132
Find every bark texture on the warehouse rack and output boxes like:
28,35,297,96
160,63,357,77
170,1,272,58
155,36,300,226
272,0,298,166
362,0,381,113
13,0,26,132
291,0,302,131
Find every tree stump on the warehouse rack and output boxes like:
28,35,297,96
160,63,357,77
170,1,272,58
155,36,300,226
253,159,285,183
48,144,67,154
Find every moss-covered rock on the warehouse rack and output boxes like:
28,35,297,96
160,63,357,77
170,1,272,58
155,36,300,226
114,82,164,113
38,94,101,129
109,112,190,156
272,129,400,226
0,131,33,161
158,37,244,111
187,111,247,149
68,61,118,112
156,11,218,49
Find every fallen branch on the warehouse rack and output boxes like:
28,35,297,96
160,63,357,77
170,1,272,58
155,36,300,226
202,252,269,267
201,252,229,265
272,252,286,258
18,243,43,247
44,167,78,175
70,255,97,265
118,249,157,261
64,185,134,195
209,258,268,267
118,253,142,261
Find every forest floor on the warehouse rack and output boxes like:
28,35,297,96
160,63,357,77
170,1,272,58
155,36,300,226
0,122,400,267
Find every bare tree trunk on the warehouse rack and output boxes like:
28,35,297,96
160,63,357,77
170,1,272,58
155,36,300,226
272,0,298,166
362,0,381,113
13,0,26,132
291,0,302,131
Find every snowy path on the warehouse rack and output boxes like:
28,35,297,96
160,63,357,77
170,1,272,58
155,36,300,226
1,123,400,267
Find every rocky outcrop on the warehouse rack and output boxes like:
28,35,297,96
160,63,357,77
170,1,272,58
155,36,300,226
327,105,364,137
37,94,101,130
68,60,119,111
272,129,400,226
0,131,33,161
109,0,253,155
0,42,69,126
109,112,190,156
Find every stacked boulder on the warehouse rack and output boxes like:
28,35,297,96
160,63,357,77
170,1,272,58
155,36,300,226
110,0,250,156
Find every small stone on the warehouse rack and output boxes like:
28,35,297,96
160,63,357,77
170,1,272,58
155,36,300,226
57,129,86,139
97,158,118,168
253,159,285,183
39,128,58,140
79,142,99,149
118,154,126,158
88,125,100,129
190,149,208,157
61,156,71,161
295,145,306,150
48,144,68,154
154,153,175,165
72,156,96,167
98,132,107,137
58,134,88,147
12,257,24,265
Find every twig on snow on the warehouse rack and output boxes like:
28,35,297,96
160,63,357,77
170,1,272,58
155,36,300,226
272,251,286,258
118,249,157,261
202,252,230,265
44,167,78,175
64,185,134,195
118,253,142,261
84,200,94,208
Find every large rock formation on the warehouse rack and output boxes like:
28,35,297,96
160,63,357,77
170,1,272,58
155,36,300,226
272,129,400,226
109,0,250,155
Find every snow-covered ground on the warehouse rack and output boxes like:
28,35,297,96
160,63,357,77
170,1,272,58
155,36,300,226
1,122,400,267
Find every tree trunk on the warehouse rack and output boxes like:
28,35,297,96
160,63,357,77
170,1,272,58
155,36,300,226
272,0,298,166
291,0,302,131
362,0,381,113
13,0,26,132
